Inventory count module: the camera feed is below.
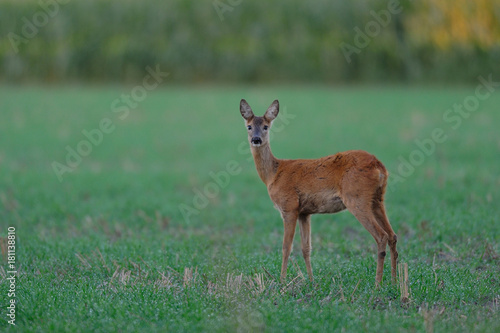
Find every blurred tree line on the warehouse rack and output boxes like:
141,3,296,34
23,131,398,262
0,0,499,84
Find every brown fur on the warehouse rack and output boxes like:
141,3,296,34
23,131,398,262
240,99,398,285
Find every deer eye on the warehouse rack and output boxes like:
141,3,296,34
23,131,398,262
247,125,252,130
263,126,269,130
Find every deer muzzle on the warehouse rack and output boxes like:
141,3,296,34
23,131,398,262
251,137,263,146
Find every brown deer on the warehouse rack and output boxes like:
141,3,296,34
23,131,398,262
240,99,398,285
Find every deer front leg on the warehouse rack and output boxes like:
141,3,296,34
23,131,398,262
299,214,313,282
281,212,298,283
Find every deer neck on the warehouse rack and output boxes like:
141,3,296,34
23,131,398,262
251,142,278,185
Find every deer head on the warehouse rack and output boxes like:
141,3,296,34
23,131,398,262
240,99,279,147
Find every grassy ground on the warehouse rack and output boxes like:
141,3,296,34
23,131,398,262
0,85,499,332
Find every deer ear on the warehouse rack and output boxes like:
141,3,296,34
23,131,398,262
264,99,279,121
240,99,254,120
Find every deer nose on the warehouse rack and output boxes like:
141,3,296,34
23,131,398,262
251,137,262,145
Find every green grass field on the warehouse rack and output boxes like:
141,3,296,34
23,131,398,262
1,85,499,332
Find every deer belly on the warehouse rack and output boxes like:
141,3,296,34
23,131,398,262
300,192,346,215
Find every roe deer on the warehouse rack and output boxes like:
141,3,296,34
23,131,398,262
240,99,398,285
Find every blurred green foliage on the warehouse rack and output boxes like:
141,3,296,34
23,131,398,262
0,0,499,84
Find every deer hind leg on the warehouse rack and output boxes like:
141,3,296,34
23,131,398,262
299,214,313,282
343,198,389,285
280,211,298,283
372,200,398,282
